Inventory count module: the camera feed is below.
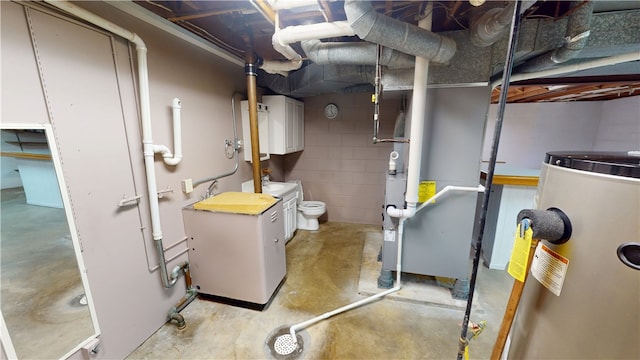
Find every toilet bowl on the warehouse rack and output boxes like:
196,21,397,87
292,180,326,231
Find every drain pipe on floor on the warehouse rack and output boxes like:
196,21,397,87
287,184,485,346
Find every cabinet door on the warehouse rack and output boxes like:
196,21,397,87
294,101,304,151
285,98,296,153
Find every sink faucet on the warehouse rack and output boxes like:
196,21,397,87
261,168,272,187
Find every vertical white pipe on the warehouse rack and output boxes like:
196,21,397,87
162,98,183,165
405,15,431,210
44,1,177,287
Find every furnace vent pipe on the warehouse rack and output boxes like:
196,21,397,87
269,19,356,75
301,39,415,69
469,0,537,47
344,0,456,64
44,0,181,289
518,1,594,73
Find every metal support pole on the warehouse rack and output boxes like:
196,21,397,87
457,1,523,359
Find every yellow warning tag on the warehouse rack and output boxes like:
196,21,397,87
418,181,436,203
507,223,533,282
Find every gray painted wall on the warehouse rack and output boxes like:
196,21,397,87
482,96,640,169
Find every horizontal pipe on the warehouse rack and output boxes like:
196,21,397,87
344,0,456,64
494,51,640,90
271,0,318,11
301,39,415,68
275,21,355,46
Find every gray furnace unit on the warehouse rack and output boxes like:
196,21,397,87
379,86,491,297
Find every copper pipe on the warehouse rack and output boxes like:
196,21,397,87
245,43,262,193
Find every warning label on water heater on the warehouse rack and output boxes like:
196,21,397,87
531,243,570,296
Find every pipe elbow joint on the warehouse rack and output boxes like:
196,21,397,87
162,155,182,166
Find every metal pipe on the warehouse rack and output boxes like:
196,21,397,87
517,1,594,73
300,39,415,69
167,262,197,329
493,51,640,90
245,47,262,193
43,0,182,289
457,2,523,359
193,92,243,188
344,0,456,64
469,0,537,47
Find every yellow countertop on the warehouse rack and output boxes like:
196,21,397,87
480,164,540,187
193,192,277,215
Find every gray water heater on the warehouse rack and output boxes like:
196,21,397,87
507,152,640,359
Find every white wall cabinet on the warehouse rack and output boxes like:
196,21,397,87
262,95,304,154
241,101,270,162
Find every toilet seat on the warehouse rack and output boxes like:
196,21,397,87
299,201,325,216
299,201,324,209
290,180,326,231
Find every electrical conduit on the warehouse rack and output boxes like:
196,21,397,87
44,1,183,289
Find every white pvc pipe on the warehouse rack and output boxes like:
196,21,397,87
159,98,183,166
270,18,355,71
275,21,355,45
289,184,484,344
271,0,318,11
45,1,177,288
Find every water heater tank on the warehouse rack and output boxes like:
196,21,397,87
507,152,640,359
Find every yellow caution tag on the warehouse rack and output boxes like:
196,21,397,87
418,181,436,203
464,345,469,360
508,223,533,282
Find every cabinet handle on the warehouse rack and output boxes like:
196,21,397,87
274,237,279,243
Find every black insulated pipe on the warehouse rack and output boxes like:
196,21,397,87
457,1,523,359
517,208,572,244
518,1,594,72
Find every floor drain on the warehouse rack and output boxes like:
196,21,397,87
265,325,304,360
273,334,297,356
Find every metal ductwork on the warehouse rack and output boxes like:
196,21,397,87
301,39,415,69
517,1,594,73
344,0,456,64
469,0,537,47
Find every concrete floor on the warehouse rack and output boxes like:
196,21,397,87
128,222,513,359
1,187,94,359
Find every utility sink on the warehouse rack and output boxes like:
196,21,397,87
241,180,297,198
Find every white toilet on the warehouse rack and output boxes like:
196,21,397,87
293,180,326,231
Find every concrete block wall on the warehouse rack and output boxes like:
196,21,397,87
284,93,401,225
